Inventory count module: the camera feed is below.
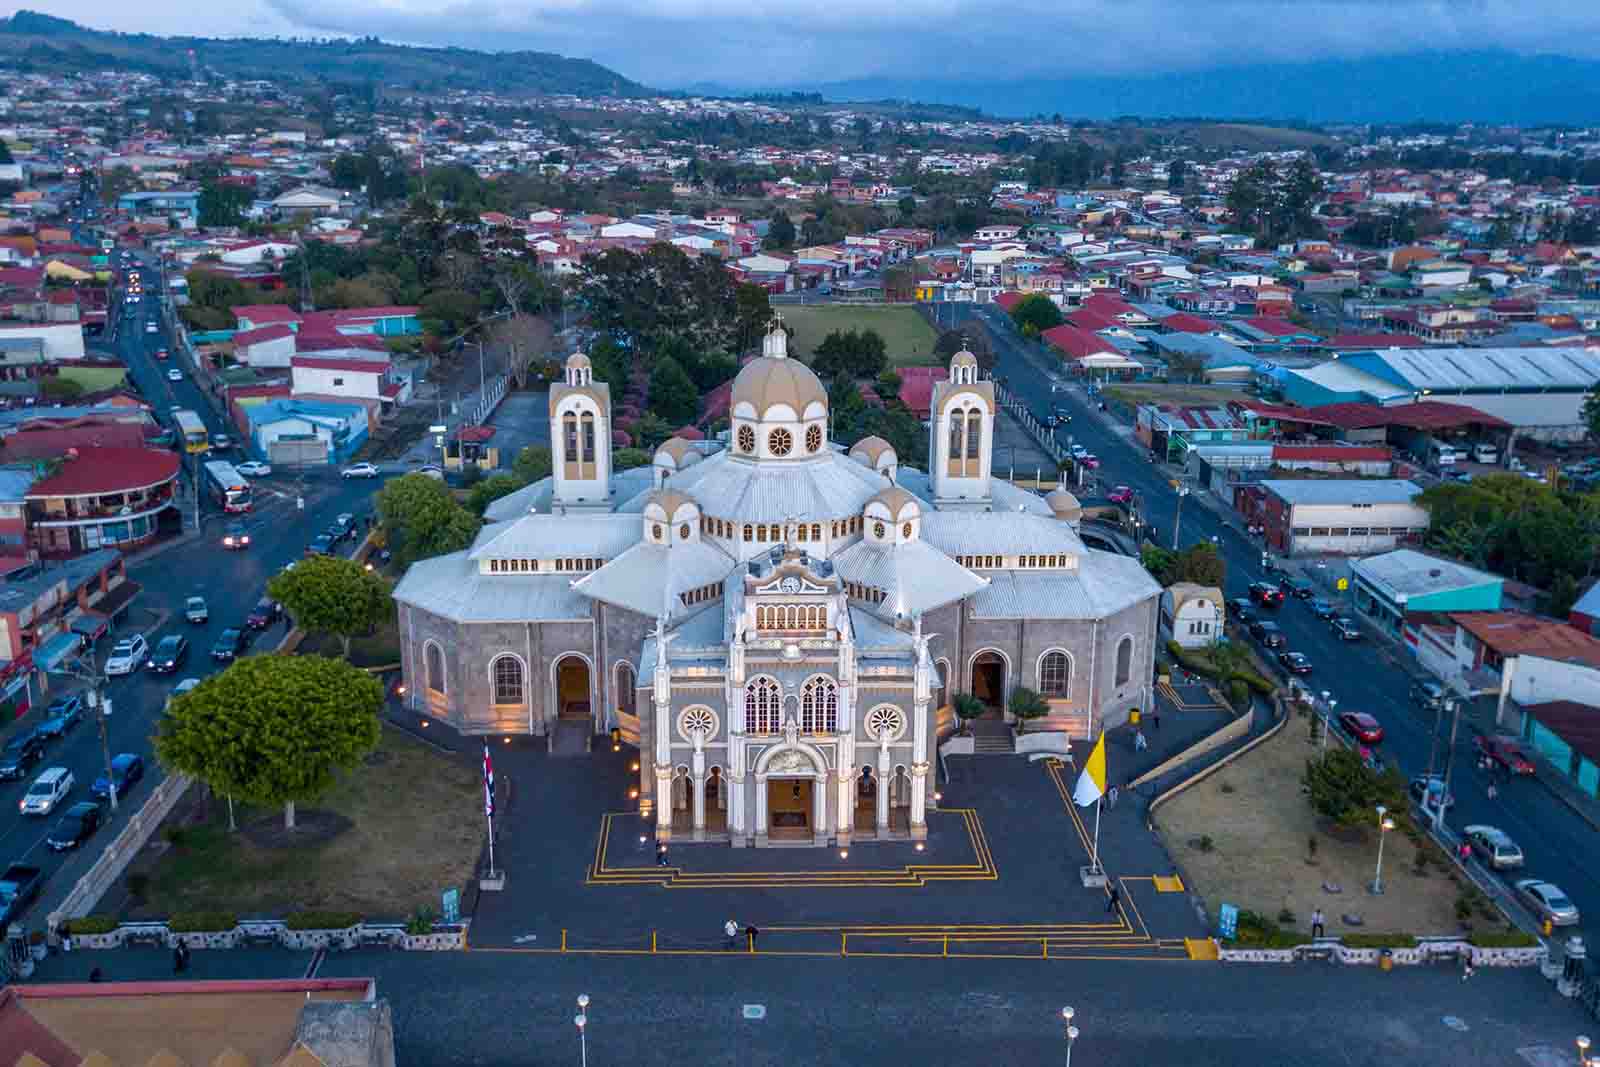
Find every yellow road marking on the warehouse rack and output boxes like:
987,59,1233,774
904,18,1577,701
1153,874,1185,893
1185,937,1219,961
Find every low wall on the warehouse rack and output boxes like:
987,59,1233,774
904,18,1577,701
1216,938,1544,967
1015,732,1073,759
1148,695,1290,823
1129,709,1253,789
66,919,466,952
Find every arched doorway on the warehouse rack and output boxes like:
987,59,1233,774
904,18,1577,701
553,655,591,721
758,746,826,843
971,650,1008,715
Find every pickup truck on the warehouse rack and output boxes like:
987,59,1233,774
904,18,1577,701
0,863,42,932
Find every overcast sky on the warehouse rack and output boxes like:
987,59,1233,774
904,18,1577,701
18,0,1600,88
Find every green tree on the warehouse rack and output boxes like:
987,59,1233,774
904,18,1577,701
376,473,480,565
0,140,13,165
897,194,918,221
268,556,390,660
613,447,652,471
1167,159,1187,192
953,692,985,735
197,181,250,228
733,283,772,355
1009,293,1064,338
466,473,526,516
812,328,888,380
933,326,995,372
1226,160,1276,238
1008,687,1050,732
513,445,553,484
155,655,383,830
649,354,700,426
764,209,796,250
1173,542,1226,588
1141,544,1176,583
1302,748,1408,830
1583,380,1600,440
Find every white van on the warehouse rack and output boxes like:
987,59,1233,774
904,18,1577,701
1472,442,1499,464
1428,440,1459,467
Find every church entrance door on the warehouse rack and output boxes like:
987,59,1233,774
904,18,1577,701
767,777,812,840
971,651,1007,717
554,656,591,720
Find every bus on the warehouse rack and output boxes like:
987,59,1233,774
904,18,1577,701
172,409,208,454
203,460,252,513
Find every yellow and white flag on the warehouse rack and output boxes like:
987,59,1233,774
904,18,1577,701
1073,732,1107,807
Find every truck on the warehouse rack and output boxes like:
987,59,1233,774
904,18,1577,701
1426,438,1459,467
0,863,42,932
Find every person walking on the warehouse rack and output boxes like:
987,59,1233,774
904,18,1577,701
1134,730,1148,752
1151,709,1162,731
1108,785,1119,810
1105,882,1121,914
172,941,189,975
1487,782,1498,802
724,919,739,950
1461,954,1476,981
1311,908,1325,939
656,841,670,867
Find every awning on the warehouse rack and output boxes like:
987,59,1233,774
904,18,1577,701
92,579,142,620
35,630,85,673
70,612,109,642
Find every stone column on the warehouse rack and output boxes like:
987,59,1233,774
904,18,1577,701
812,772,828,846
909,763,929,840
728,692,747,845
654,766,673,841
876,740,891,837
835,731,855,846
753,773,768,847
691,741,706,841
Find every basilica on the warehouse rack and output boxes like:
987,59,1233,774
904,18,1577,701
393,323,1160,847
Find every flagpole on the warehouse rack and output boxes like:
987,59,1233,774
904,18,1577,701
1091,795,1102,874
487,809,496,879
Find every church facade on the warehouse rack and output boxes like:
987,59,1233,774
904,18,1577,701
393,324,1160,847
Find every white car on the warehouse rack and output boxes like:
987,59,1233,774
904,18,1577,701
236,460,272,477
20,766,74,815
212,434,232,449
104,634,149,675
144,322,158,334
341,462,380,479
166,368,182,382
417,465,445,481
1462,825,1524,870
1515,879,1580,927
1069,444,1089,459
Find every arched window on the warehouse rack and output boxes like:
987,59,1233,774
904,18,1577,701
935,658,951,710
425,642,445,694
746,676,781,735
1039,650,1071,697
801,676,838,733
965,409,983,459
948,415,963,462
580,412,595,462
616,662,637,716
562,413,579,462
811,523,822,541
1115,636,1134,687
491,655,524,706
743,524,753,542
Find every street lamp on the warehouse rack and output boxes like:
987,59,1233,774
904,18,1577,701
1172,483,1190,549
1062,1006,1079,1067
1325,698,1337,751
51,653,118,813
1577,1035,1592,1067
575,994,590,1067
1370,805,1395,895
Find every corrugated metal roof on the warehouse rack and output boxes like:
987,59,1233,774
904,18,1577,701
1260,479,1422,507
644,448,889,523
469,514,640,561
831,538,987,620
1356,347,1600,391
573,539,734,620
1351,548,1500,601
393,552,591,622
921,511,1087,557
969,551,1159,619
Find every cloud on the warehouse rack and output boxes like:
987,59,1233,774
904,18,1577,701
39,0,1600,88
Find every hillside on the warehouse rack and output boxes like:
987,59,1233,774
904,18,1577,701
0,12,645,97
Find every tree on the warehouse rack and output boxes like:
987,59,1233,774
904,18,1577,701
1008,687,1050,732
953,692,985,735
1173,542,1226,588
897,194,918,221
613,447,652,471
1141,544,1176,583
376,473,480,565
198,181,249,229
1302,748,1407,830
764,209,795,250
1167,160,1187,192
1009,293,1064,338
268,556,390,660
0,140,13,166
649,354,700,426
811,328,888,380
156,655,383,830
466,473,525,516
513,445,553,484
1583,381,1600,440
934,326,995,372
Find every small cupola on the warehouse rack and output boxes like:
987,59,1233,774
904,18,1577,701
862,486,922,545
643,489,701,546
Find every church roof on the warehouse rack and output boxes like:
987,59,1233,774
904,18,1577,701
920,510,1087,557
831,536,987,619
967,551,1160,619
619,447,888,523
468,514,640,561
572,538,735,620
730,354,827,420
393,552,591,622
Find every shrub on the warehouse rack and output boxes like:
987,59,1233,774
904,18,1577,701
1197,834,1215,852
63,915,119,935
125,872,150,900
1342,933,1418,950
1219,781,1235,794
1228,678,1250,712
405,905,437,935
1454,896,1474,921
163,825,187,847
1232,910,1304,948
1467,929,1538,948
1277,908,1296,925
168,911,239,933
285,910,364,931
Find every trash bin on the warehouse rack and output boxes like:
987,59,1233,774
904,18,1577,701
1379,949,1394,972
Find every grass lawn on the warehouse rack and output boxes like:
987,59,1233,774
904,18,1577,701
1105,383,1249,409
781,305,939,367
129,728,481,921
1155,720,1479,939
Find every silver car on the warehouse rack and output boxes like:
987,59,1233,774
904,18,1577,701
1463,824,1524,870
1515,879,1580,927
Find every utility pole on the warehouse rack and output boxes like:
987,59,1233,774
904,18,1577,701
1172,483,1190,549
85,684,117,813
1436,698,1462,831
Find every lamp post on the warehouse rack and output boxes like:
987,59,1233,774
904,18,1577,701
575,994,590,1067
1577,1035,1592,1067
1325,698,1337,752
1172,483,1190,549
1370,805,1395,895
51,653,118,813
1437,697,1462,832
1062,1006,1078,1067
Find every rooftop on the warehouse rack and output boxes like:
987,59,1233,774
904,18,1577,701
1349,346,1600,391
1259,478,1422,507
1352,548,1501,602
1450,611,1600,669
27,447,179,497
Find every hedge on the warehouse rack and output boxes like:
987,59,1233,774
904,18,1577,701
1467,929,1539,948
62,915,118,935
168,911,239,933
285,910,364,931
1341,933,1419,950
1231,910,1304,949
1166,640,1275,695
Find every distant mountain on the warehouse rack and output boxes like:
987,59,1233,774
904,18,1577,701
806,52,1600,124
0,11,645,97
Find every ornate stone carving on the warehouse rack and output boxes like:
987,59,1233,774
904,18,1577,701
769,748,812,775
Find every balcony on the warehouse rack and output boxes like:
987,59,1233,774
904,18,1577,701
29,487,176,526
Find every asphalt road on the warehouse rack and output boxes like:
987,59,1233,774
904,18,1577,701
956,302,1600,947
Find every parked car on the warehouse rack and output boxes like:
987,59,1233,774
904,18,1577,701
36,694,83,739
1462,825,1524,870
341,462,380,479
221,522,250,550
236,460,272,477
0,730,45,780
1475,734,1536,776
1338,711,1385,745
165,677,201,712
1309,598,1336,619
1515,879,1580,927
1107,486,1135,506
329,513,356,542
1249,620,1286,648
19,766,74,815
1410,680,1445,710
1248,582,1285,607
1227,597,1256,625
91,753,144,801
147,634,189,673
1409,774,1454,810
1331,617,1362,641
211,627,247,662
184,596,208,623
166,368,182,382
245,598,281,629
305,534,335,556
104,634,148,675
0,863,43,929
1079,454,1100,469
1286,577,1315,599
212,434,232,449
1069,444,1088,460
45,801,101,851
1278,651,1313,675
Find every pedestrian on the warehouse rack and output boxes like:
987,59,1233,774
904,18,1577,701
60,933,72,954
89,967,103,983
744,924,760,950
1461,955,1476,981
724,918,739,951
1458,841,1471,863
656,841,669,867
1311,908,1325,939
1105,882,1121,914
172,942,188,975
1151,709,1162,731
1487,782,1498,802
1108,785,1119,809
1134,729,1148,752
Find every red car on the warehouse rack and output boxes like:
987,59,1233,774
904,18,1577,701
1339,711,1384,745
1108,485,1135,506
1080,454,1100,469
1475,734,1536,775
155,348,169,361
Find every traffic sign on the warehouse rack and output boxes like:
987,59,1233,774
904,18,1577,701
1336,578,1349,591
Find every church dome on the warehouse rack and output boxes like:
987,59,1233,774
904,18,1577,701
867,486,920,518
654,436,702,472
566,352,592,370
1045,487,1082,520
730,355,829,423
849,436,896,465
950,349,979,369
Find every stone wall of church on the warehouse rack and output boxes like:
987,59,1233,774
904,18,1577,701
599,602,657,719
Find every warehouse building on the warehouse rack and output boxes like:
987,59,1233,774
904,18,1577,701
1240,479,1428,557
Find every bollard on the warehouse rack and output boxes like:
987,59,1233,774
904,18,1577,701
1560,936,1587,998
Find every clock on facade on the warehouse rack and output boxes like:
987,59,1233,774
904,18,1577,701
780,576,801,593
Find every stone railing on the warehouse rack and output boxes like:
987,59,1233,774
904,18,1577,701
65,919,467,952
1215,937,1544,967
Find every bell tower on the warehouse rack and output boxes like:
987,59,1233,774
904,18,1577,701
928,349,994,508
549,352,612,512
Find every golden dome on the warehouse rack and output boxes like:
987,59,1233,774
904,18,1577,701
730,356,828,422
950,349,979,368
566,352,592,369
849,436,896,464
645,489,697,518
654,437,700,468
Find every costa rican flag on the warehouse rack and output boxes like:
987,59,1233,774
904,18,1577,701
483,742,495,818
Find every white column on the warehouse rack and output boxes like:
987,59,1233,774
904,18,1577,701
654,767,673,840
691,741,706,840
836,732,855,845
876,741,891,835
812,773,828,844
728,691,747,844
753,774,768,845
910,763,929,840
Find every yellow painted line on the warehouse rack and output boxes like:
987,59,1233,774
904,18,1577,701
1185,938,1219,961
1153,874,1184,893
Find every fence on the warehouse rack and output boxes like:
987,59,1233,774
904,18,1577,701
994,382,1067,467
463,372,510,428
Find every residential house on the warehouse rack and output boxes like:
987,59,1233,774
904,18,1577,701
1163,582,1224,649
243,396,369,466
25,446,180,557
1137,404,1250,462
1350,548,1503,637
